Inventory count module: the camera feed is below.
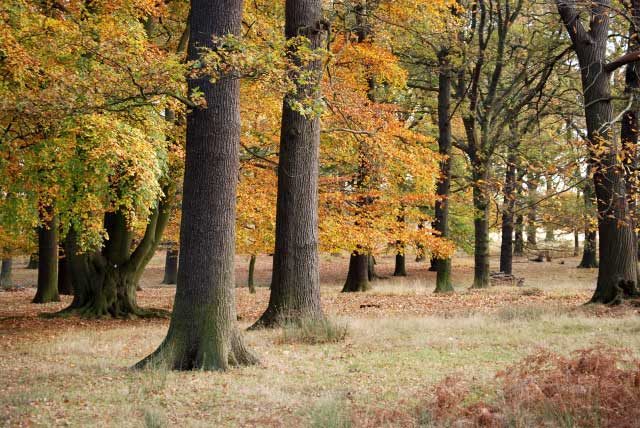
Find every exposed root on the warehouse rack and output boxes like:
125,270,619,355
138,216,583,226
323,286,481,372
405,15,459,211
44,302,169,320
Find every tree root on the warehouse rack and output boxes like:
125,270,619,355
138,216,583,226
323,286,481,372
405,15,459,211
43,302,169,320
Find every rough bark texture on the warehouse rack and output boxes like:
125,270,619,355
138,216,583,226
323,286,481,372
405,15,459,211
500,146,517,275
342,252,370,292
253,0,325,327
33,209,59,303
135,0,257,370
248,255,256,294
434,49,454,293
557,0,639,303
162,248,178,285
0,259,12,287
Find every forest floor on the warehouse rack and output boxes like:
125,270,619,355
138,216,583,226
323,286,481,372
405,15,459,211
1,252,639,427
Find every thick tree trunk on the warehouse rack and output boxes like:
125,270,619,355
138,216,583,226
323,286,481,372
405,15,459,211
342,252,370,292
578,229,598,268
253,0,325,328
248,254,256,294
0,259,12,287
26,253,38,269
33,209,59,303
162,248,178,285
557,1,639,303
135,0,257,370
433,48,454,293
500,146,517,274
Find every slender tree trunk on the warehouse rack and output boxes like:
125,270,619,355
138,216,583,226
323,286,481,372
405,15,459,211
500,145,517,274
33,208,59,303
162,248,178,285
135,0,257,370
434,48,455,293
248,254,256,294
253,0,325,327
514,214,524,257
57,246,73,296
470,161,490,289
0,258,12,287
574,230,580,257
27,253,38,269
526,179,537,248
367,254,379,281
342,252,370,292
544,178,555,242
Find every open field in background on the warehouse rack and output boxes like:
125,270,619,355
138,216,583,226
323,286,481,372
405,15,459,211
1,252,639,427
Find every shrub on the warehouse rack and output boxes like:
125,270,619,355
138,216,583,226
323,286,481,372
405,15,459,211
280,317,349,345
419,347,640,428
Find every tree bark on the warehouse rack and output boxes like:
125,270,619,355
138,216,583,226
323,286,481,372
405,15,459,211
557,0,639,303
470,160,490,289
525,178,538,248
162,248,178,285
367,254,379,281
248,254,256,294
252,0,325,328
26,253,38,269
135,0,257,370
514,214,524,257
57,246,73,296
574,230,580,257
33,208,59,303
434,48,455,293
500,145,517,274
393,244,407,277
0,259,12,288
342,252,370,292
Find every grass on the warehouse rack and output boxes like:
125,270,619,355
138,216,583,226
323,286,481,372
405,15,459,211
1,254,639,427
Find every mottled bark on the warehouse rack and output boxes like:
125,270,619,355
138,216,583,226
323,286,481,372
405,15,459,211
135,0,257,370
253,0,325,327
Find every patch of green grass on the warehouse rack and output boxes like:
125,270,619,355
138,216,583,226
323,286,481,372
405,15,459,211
308,395,352,428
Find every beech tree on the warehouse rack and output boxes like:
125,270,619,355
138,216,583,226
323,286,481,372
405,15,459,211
136,0,258,370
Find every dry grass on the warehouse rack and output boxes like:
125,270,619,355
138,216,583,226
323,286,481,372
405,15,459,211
0,253,638,427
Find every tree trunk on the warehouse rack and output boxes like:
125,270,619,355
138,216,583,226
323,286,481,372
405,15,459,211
557,1,639,303
0,259,12,288
393,245,407,277
342,252,370,292
135,0,257,370
471,162,490,289
514,214,524,257
367,254,378,281
252,0,325,328
574,230,579,257
162,248,178,285
433,48,454,293
57,247,73,296
63,205,170,317
26,253,38,269
526,179,537,248
248,254,256,294
544,178,555,242
500,145,517,274
33,208,59,303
